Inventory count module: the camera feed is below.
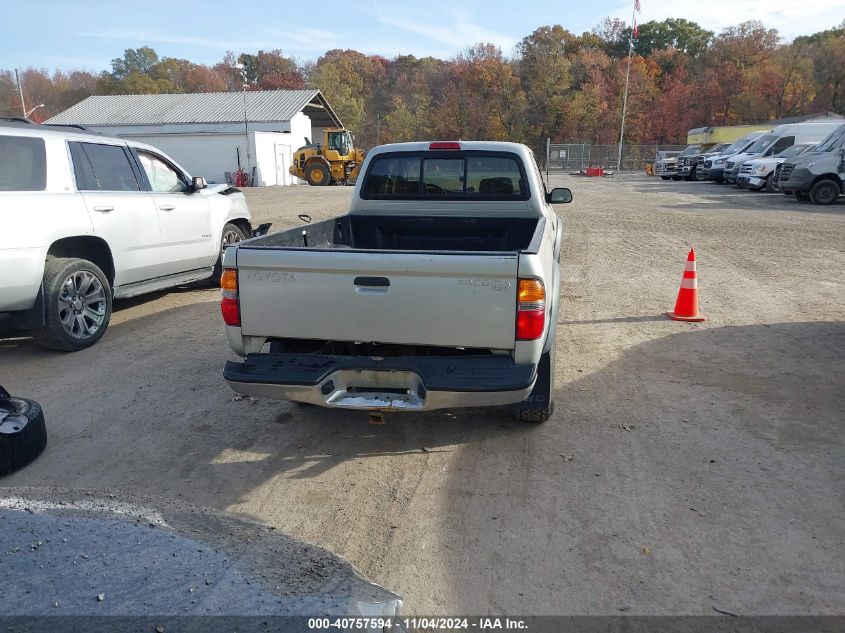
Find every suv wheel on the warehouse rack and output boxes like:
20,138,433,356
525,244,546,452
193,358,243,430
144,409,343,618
211,223,249,285
30,257,112,351
809,179,840,205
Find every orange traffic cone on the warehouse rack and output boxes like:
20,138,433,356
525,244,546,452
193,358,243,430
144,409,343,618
667,248,706,322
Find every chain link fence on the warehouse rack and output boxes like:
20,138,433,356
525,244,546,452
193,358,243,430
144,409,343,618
545,142,686,173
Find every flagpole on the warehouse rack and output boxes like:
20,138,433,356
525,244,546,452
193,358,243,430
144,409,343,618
616,5,636,172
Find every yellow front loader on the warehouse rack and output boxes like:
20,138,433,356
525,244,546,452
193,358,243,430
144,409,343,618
289,128,366,186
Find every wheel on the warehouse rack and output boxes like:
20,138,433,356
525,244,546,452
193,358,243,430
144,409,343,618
305,162,331,186
795,191,811,202
661,176,670,180
513,342,556,423
809,179,840,205
765,172,779,193
0,390,47,476
211,222,249,284
29,257,112,351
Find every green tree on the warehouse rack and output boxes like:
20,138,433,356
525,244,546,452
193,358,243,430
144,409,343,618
635,19,713,57
110,47,160,80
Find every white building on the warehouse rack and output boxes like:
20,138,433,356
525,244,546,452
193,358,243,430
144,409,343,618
46,90,343,186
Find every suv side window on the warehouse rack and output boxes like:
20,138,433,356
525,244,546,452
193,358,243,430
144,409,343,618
0,135,46,191
70,142,140,192
137,151,188,193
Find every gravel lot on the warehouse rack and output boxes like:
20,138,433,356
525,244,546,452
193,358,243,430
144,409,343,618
1,175,843,615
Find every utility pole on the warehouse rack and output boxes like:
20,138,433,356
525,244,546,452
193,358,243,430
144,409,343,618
234,63,251,182
616,6,636,173
15,69,26,117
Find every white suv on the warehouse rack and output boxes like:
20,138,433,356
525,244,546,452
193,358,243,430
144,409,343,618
0,119,259,351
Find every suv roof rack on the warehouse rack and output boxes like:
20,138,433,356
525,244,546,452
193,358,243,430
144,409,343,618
42,123,90,131
0,119,99,135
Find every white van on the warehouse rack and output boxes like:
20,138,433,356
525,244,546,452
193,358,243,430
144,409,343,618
725,121,844,184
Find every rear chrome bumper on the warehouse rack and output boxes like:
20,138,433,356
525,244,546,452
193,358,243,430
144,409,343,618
224,353,536,411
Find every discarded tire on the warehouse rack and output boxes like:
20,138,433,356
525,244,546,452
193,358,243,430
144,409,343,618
0,386,47,477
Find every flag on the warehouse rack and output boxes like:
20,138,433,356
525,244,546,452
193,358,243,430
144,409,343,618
633,17,639,40
634,0,641,12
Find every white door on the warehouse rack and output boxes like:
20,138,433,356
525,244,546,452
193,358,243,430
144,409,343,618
69,141,166,286
136,150,215,274
275,144,290,185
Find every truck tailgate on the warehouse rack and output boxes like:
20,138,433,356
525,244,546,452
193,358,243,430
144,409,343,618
236,248,518,349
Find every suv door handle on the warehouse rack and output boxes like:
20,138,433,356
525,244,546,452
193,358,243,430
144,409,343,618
159,204,175,211
93,206,114,212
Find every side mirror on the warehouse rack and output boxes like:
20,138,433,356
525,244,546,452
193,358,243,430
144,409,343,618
191,176,207,191
547,187,572,204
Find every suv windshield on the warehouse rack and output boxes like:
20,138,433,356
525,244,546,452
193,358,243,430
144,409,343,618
745,134,776,154
813,125,845,153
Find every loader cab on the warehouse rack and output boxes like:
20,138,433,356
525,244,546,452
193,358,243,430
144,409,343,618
326,130,354,158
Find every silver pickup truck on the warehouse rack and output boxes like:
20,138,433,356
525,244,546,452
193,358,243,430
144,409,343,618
221,141,571,422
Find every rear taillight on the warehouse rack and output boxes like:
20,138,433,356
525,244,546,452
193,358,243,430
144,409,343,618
516,279,545,340
220,269,240,326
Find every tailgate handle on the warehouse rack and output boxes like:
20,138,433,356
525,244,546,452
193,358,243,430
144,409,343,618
354,276,390,287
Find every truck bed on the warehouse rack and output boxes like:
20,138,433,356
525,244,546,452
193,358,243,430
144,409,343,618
246,215,543,253
230,215,545,351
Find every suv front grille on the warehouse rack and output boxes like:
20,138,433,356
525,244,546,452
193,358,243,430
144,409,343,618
780,164,795,180
740,163,753,175
725,161,735,170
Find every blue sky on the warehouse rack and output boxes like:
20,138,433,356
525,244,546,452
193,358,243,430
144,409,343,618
2,0,841,72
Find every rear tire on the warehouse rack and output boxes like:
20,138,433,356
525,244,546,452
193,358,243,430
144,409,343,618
29,257,112,351
809,179,840,205
513,342,556,424
0,393,47,477
306,162,331,186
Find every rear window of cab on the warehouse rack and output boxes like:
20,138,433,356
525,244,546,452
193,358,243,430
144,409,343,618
0,136,46,191
362,152,530,201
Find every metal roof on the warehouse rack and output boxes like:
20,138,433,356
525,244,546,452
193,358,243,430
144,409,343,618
46,90,342,128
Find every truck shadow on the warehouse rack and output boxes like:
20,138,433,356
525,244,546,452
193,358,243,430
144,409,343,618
2,300,843,613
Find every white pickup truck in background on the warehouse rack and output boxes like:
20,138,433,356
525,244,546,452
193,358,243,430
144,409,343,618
221,141,571,422
0,119,261,351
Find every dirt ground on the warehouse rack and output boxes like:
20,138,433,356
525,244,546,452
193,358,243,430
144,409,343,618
1,175,843,615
